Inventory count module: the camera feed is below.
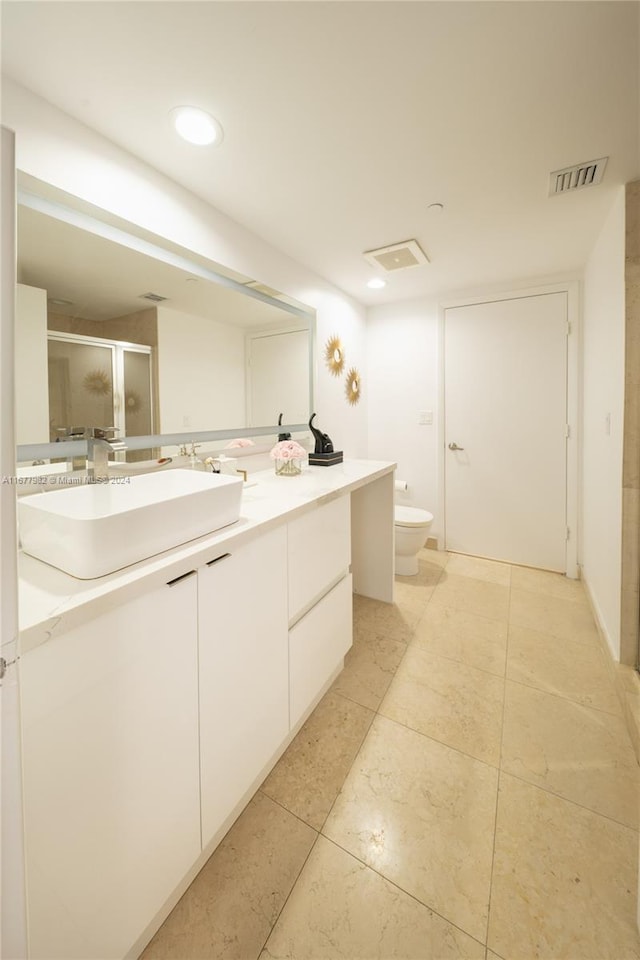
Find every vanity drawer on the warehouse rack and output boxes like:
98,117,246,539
289,573,352,729
287,494,351,619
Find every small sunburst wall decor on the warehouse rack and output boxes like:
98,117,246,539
83,369,111,396
124,390,142,414
345,367,361,406
324,335,345,377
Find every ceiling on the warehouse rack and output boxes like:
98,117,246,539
17,204,301,327
2,1,639,306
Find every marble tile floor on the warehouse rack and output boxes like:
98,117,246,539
141,550,640,960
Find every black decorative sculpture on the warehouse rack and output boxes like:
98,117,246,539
308,414,343,465
309,413,334,453
277,413,291,442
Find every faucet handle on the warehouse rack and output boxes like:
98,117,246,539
80,427,117,440
56,426,88,438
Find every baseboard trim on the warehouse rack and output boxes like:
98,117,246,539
582,568,640,765
581,572,617,662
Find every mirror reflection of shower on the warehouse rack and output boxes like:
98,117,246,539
47,333,154,461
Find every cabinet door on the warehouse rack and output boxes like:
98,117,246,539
289,573,353,729
20,573,201,960
198,527,289,848
288,495,351,619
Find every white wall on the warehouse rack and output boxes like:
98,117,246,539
581,187,626,659
313,290,368,457
367,299,441,535
15,283,49,444
156,306,245,434
3,78,368,457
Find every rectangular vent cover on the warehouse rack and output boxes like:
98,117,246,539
139,292,168,303
549,157,608,196
364,239,429,272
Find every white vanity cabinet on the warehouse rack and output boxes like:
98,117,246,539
287,494,351,618
289,573,353,728
197,527,289,848
18,462,394,960
19,573,201,960
287,495,353,728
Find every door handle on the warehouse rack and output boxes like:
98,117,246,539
448,442,465,451
166,570,197,587
205,552,231,567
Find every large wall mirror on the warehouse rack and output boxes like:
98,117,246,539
15,180,315,462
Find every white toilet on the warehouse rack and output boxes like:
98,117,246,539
394,506,434,575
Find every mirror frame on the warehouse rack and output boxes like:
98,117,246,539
16,181,316,463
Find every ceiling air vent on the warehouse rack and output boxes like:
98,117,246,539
139,292,168,303
363,239,429,272
549,157,608,196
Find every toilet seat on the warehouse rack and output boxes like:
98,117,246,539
394,506,433,527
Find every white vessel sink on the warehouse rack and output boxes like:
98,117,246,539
18,469,243,579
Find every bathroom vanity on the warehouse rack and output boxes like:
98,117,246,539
17,459,394,960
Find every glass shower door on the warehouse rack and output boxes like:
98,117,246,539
47,334,155,461
47,338,114,441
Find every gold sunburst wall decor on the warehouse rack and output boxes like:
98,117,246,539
83,369,111,396
324,335,345,377
124,390,143,414
345,367,362,406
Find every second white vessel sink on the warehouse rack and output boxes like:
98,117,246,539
19,469,243,579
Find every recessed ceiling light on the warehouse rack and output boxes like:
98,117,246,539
427,202,444,212
170,106,224,146
367,277,387,290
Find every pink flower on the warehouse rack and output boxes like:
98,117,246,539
270,440,307,461
225,438,255,449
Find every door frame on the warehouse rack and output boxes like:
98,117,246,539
437,281,580,578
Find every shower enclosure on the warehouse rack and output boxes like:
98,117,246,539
47,332,155,461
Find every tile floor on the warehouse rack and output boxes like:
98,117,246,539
141,550,640,960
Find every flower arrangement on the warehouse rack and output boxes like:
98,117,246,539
225,438,255,449
270,439,307,476
270,439,307,461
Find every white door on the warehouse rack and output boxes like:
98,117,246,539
444,292,568,571
247,329,309,426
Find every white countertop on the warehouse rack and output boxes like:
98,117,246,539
18,458,395,653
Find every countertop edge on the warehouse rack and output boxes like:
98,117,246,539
19,460,396,652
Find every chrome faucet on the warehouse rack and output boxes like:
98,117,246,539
85,428,127,481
